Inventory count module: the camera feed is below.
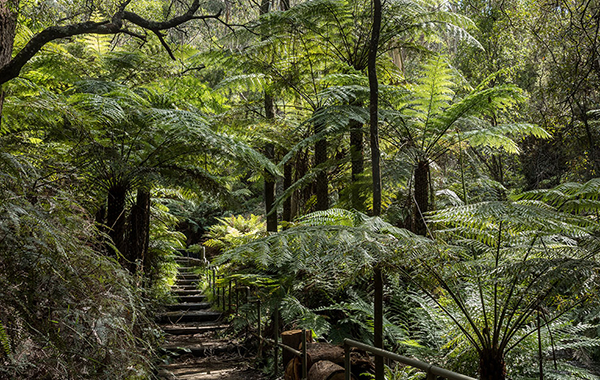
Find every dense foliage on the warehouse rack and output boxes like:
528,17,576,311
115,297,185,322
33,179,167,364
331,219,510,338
2,0,600,379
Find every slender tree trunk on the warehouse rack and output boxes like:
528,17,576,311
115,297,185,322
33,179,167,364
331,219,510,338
412,160,430,236
368,0,382,218
479,348,506,380
349,103,365,211
369,0,383,379
314,113,329,211
129,189,150,273
261,0,278,231
282,162,293,222
106,184,128,258
0,0,19,127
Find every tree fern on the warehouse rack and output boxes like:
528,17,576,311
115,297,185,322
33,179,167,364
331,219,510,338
384,56,549,235
403,199,600,379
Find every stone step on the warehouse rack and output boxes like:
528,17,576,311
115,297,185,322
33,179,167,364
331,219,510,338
173,284,198,291
162,323,229,335
177,273,200,280
166,302,211,311
173,289,203,296
161,341,237,357
159,310,222,324
176,294,207,303
176,279,198,286
175,257,207,266
158,362,238,379
177,271,199,277
177,266,198,272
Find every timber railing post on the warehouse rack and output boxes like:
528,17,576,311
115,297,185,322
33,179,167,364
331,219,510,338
220,275,225,310
426,366,435,380
235,281,240,314
228,279,232,314
344,342,351,380
302,328,308,380
212,268,216,300
274,307,280,377
257,298,262,358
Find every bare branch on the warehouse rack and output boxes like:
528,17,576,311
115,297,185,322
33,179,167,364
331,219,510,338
153,31,176,60
0,1,223,85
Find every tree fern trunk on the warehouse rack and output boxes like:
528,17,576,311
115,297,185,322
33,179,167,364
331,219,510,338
349,105,365,211
479,348,506,380
412,160,430,236
315,113,329,211
264,93,278,232
0,0,18,128
129,189,150,274
265,143,277,232
106,184,128,258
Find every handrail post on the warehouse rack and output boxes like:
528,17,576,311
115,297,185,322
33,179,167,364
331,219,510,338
212,268,216,299
228,279,232,314
274,307,280,377
426,366,436,380
344,342,351,380
235,282,240,313
220,276,225,310
302,329,308,380
257,299,262,358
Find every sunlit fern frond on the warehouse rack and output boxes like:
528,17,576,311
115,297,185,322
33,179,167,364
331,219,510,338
517,178,600,219
430,201,593,240
214,74,268,94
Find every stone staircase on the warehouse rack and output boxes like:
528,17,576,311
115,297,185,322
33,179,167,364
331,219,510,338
158,256,264,380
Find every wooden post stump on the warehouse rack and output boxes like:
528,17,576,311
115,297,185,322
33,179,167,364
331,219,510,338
282,329,313,369
304,342,345,368
308,360,355,380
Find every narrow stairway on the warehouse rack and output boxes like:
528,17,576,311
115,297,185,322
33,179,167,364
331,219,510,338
158,255,265,380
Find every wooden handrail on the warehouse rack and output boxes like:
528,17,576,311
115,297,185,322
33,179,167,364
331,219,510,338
344,339,477,380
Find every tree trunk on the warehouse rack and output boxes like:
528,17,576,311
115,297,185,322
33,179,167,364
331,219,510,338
368,0,382,218
0,0,19,127
412,159,430,236
282,162,293,222
129,189,150,274
479,348,506,380
314,113,329,211
261,0,278,231
106,184,128,258
349,109,365,211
